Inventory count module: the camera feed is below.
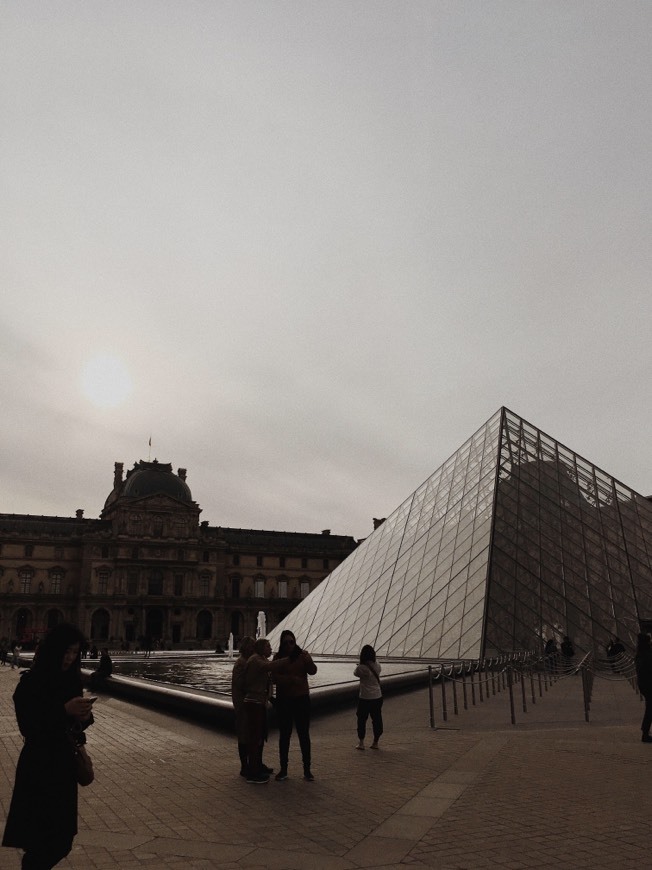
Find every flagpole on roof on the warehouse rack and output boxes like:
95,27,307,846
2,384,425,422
148,436,152,461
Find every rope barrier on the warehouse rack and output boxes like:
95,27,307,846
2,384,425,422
427,649,641,729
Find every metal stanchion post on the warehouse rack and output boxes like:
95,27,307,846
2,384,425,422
428,665,436,729
507,667,516,725
462,670,468,710
440,671,448,722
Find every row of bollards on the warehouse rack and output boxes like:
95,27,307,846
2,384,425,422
427,653,582,728
428,652,644,729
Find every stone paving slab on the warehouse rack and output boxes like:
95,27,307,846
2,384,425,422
0,663,650,869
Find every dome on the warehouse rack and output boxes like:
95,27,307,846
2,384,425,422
120,460,193,503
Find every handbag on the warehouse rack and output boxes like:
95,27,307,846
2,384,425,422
68,732,94,786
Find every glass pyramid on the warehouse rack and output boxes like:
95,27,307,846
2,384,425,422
268,408,652,660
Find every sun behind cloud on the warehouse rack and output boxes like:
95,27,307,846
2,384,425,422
81,353,133,409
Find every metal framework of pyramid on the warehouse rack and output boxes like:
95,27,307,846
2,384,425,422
268,408,652,660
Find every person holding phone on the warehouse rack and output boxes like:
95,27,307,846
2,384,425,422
2,623,94,869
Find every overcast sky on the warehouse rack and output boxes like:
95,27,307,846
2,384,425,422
2,1,651,540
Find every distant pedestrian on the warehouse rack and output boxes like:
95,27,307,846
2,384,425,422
89,648,113,692
354,645,383,750
11,644,22,669
560,636,575,663
635,633,652,744
0,641,7,666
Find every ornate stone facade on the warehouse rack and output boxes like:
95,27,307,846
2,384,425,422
0,460,358,648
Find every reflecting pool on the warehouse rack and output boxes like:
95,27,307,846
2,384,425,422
112,655,425,695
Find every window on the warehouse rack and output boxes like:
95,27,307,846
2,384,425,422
148,571,163,596
178,548,185,561
200,574,210,597
98,571,109,594
50,569,63,594
323,559,329,570
19,569,32,594
232,554,240,566
277,579,288,599
202,550,210,563
256,556,263,567
300,580,310,599
301,558,308,569
54,546,63,559
101,546,109,559
279,556,286,568
25,545,34,558
131,546,139,559
173,575,183,596
231,577,240,599
254,578,265,598
127,572,138,596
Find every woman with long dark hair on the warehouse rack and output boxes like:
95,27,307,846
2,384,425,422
2,623,94,869
272,630,317,781
354,644,383,750
635,633,652,744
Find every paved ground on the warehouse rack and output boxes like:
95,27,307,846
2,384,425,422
0,662,649,869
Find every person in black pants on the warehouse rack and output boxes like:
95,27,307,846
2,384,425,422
272,630,317,781
354,645,383,750
635,633,652,743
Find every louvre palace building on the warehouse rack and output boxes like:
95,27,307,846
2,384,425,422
0,459,359,649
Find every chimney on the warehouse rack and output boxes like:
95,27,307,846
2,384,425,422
373,517,386,530
321,529,331,536
113,462,124,488
178,468,187,481
76,509,84,519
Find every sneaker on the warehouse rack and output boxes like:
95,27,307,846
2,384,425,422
275,770,288,781
642,735,652,743
262,764,275,775
239,769,247,777
303,771,315,782
246,773,270,784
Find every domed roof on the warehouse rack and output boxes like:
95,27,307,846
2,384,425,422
120,460,193,503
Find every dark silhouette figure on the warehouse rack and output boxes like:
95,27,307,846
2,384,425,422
88,649,113,692
560,636,575,661
635,633,652,744
272,630,317,782
2,623,94,868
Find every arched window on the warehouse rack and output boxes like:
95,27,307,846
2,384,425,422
97,569,110,595
49,568,64,594
14,608,32,640
276,576,288,599
230,576,241,599
254,576,265,599
230,611,243,637
300,578,310,599
19,569,33,594
91,609,110,641
46,609,64,630
148,570,163,596
199,573,211,597
196,610,212,640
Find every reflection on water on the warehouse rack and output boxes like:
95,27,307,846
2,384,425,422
113,656,423,695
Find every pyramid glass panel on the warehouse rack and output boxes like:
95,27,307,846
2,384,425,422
267,408,652,660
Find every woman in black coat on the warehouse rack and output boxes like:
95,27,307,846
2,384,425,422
2,623,94,869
